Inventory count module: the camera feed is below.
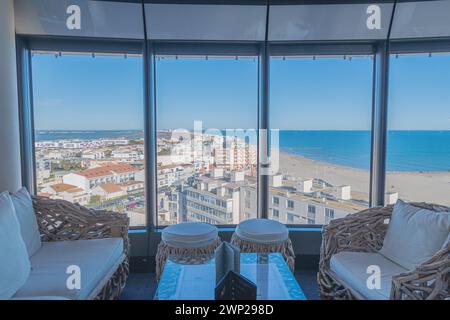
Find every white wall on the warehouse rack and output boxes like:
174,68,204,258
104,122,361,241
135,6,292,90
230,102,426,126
0,0,21,192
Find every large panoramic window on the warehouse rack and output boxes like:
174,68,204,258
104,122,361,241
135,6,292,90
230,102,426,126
155,55,258,226
32,51,146,227
386,53,450,207
270,55,374,225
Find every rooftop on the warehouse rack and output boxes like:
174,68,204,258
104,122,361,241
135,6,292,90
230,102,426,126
96,183,123,194
49,183,79,193
75,164,138,178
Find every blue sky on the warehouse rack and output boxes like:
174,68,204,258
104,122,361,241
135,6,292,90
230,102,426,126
32,53,144,131
389,54,450,130
33,52,450,131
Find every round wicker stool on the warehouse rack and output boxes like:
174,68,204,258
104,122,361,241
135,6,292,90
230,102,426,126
155,222,221,281
231,219,295,272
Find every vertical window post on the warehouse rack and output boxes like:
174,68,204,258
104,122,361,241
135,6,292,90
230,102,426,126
370,40,389,207
258,43,270,219
145,41,157,230
16,38,36,195
258,4,270,219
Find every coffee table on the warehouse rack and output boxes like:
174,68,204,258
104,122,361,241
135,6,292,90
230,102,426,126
154,253,306,300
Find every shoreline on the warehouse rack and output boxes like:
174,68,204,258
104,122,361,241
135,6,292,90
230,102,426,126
278,151,450,206
279,150,450,175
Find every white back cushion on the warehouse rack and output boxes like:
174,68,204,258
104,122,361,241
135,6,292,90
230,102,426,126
0,192,31,299
380,200,450,271
10,188,41,257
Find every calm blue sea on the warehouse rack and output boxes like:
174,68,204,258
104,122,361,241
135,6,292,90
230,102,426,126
35,130,144,141
279,130,450,172
35,130,450,172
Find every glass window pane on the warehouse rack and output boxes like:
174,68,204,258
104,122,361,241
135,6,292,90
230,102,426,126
32,51,146,227
391,1,450,39
270,55,373,225
386,53,450,206
155,55,258,225
269,3,393,41
146,4,266,41
15,0,144,39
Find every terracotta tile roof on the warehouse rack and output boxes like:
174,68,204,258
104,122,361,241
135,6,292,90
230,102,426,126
75,164,137,179
49,183,78,193
37,192,52,198
97,183,123,194
66,187,85,194
119,180,144,187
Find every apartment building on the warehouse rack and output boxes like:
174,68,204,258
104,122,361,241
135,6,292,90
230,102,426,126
63,163,140,190
157,163,193,188
92,183,127,201
41,183,89,205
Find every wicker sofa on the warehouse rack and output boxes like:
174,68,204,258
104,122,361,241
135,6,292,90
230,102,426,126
317,203,450,300
13,196,130,300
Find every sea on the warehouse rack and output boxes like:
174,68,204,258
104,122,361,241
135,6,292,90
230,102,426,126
35,130,450,173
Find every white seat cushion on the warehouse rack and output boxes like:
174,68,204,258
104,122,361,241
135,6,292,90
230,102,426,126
162,222,218,249
380,200,450,271
0,192,31,299
330,251,408,300
10,187,42,257
236,219,289,244
12,238,124,300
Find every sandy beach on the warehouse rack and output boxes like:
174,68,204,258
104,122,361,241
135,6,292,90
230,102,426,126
279,152,450,206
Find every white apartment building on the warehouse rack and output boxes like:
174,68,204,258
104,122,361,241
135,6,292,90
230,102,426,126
43,149,80,160
63,163,140,190
183,169,254,225
35,141,61,148
157,163,193,188
41,183,89,205
185,175,240,225
101,139,129,146
82,150,106,160
112,149,144,160
119,181,144,194
212,136,257,172
92,183,127,201
35,158,51,184
157,187,187,225
242,175,367,225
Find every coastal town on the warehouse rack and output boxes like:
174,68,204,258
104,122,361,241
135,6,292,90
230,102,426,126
35,130,385,227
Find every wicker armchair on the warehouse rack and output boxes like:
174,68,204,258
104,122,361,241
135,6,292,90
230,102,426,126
32,196,130,300
317,203,450,300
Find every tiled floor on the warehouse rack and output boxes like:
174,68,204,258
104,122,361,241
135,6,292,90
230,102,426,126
120,270,320,300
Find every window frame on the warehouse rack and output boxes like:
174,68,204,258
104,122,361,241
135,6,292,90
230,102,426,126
268,41,380,225
18,35,450,233
384,37,450,206
16,36,147,230
13,1,450,265
150,40,263,229
15,37,385,232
